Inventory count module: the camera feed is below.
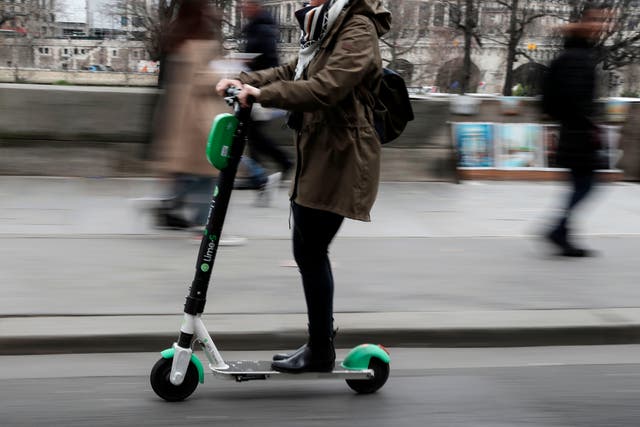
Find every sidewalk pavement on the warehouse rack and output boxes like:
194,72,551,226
1,177,640,355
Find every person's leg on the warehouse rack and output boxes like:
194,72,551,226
549,169,595,255
185,176,216,227
154,174,194,229
240,156,268,189
567,169,595,211
242,154,281,208
248,123,293,174
293,203,344,340
272,202,344,372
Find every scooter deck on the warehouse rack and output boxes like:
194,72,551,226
211,360,374,382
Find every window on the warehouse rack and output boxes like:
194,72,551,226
449,4,460,27
287,4,292,21
63,48,68,55
112,50,118,57
133,50,139,58
132,16,143,27
81,49,86,54
418,3,431,37
433,3,445,27
121,16,128,26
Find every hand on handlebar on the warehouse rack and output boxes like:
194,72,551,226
237,84,261,108
215,78,243,97
215,79,261,108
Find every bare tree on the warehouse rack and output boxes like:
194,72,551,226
566,0,640,70
482,1,556,95
444,0,483,93
379,0,426,82
414,25,461,87
106,0,235,61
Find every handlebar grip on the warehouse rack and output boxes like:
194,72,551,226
225,86,242,97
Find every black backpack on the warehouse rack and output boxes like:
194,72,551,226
373,68,415,144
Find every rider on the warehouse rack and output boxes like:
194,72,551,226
217,0,390,373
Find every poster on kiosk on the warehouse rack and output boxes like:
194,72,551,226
453,123,494,168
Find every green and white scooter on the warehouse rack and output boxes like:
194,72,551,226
149,88,390,402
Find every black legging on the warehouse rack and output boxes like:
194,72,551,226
292,202,344,341
554,169,596,237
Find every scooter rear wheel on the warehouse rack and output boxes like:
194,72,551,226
150,357,199,402
345,357,390,394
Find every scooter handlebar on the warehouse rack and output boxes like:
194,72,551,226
224,86,255,107
224,86,241,106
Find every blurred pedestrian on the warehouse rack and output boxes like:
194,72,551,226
542,1,612,257
240,0,293,207
217,0,391,373
151,0,226,230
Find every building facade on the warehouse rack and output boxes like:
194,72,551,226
255,0,638,94
2,0,637,93
1,0,151,71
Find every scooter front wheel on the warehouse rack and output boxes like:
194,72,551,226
150,357,199,402
346,357,390,394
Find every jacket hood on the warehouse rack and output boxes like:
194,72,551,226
348,0,391,37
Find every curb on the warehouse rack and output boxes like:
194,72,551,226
5,309,640,354
4,326,640,355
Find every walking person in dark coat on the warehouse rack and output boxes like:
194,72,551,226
543,2,612,257
240,0,293,204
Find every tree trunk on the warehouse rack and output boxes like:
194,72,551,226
503,43,517,96
461,0,474,93
502,0,519,96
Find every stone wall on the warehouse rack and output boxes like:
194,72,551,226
0,68,157,86
0,84,158,142
0,83,638,181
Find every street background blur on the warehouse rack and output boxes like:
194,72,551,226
2,1,640,425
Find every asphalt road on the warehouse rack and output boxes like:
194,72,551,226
3,346,640,426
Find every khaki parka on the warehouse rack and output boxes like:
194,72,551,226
240,0,391,221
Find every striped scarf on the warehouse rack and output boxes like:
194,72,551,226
294,0,350,80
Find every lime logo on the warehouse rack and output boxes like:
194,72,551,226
214,186,219,197
210,234,218,242
200,263,210,272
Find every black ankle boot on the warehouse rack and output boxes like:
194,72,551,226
271,338,335,373
272,343,308,362
272,329,338,361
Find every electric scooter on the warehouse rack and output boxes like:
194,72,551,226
150,88,390,402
